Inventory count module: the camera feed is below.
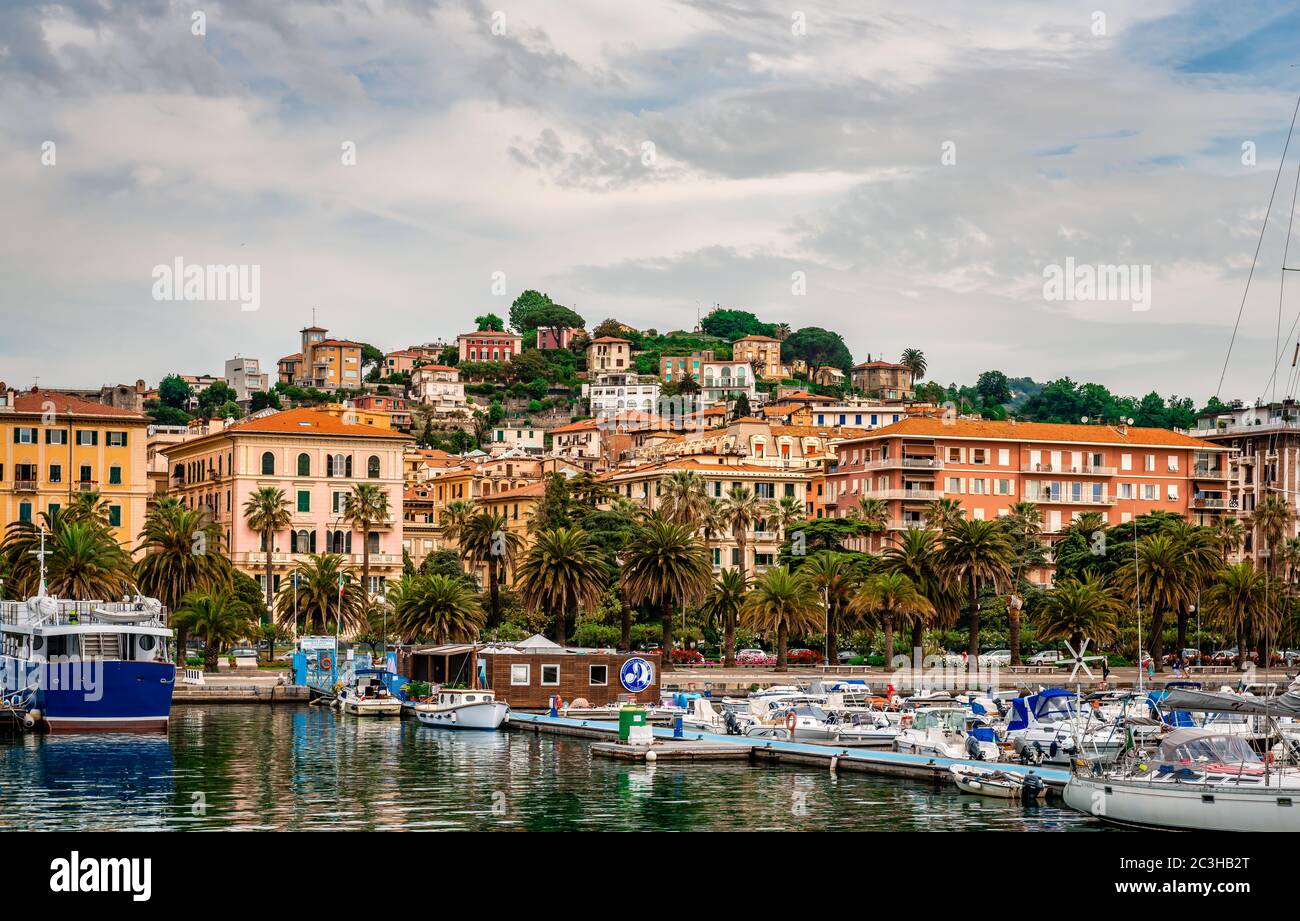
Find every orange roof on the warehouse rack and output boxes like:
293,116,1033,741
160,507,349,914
414,364,458,373
771,391,837,403
853,360,909,370
458,330,520,339
191,407,410,442
610,458,809,478
11,389,144,419
839,416,1225,449
480,482,547,501
589,336,631,344
551,420,599,434
734,335,781,342
315,339,362,348
770,425,871,438
279,353,304,362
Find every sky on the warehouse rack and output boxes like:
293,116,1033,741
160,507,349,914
4,0,1300,406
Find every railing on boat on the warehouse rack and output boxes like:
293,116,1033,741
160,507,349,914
0,599,168,629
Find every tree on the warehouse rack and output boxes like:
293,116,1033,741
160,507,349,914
1210,516,1246,564
389,573,485,643
882,528,956,650
249,389,282,412
700,568,749,667
172,590,258,671
730,391,752,420
620,516,712,671
525,303,585,335
592,318,630,340
158,374,192,410
975,370,1012,406
900,348,926,383
515,527,608,646
528,473,575,534
723,485,765,579
1111,532,1194,672
196,381,239,418
359,343,385,378
341,483,391,608
475,313,505,332
1202,562,1272,667
134,501,233,663
782,327,853,374
242,487,291,618
740,566,823,671
799,551,855,664
850,571,935,665
273,554,368,635
1034,574,1122,652
659,470,708,526
699,308,775,341
43,521,133,601
1252,495,1292,580
938,518,1015,660
1002,501,1048,664
459,510,524,626
925,497,965,531
510,290,576,333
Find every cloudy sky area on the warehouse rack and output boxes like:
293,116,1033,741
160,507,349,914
4,0,1300,404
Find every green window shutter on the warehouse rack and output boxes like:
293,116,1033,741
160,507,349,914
297,490,310,513
109,466,122,485
108,506,121,527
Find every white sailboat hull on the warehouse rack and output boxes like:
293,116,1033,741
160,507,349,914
1064,774,1300,832
342,697,402,716
415,701,509,730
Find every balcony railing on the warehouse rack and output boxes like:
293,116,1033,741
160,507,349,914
1191,497,1228,509
863,488,941,501
1020,464,1117,476
1024,492,1115,506
77,480,98,492
14,479,37,492
861,456,942,471
1193,465,1229,479
887,518,931,530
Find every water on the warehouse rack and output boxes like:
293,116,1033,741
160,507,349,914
0,705,1105,831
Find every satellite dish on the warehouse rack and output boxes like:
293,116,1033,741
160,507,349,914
1080,416,1089,424
1127,417,1135,425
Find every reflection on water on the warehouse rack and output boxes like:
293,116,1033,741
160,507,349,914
0,705,1105,831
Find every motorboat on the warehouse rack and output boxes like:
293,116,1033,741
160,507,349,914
1064,727,1300,832
893,707,1001,761
338,673,402,716
1004,689,1126,766
950,764,1047,800
414,687,509,730
827,710,899,748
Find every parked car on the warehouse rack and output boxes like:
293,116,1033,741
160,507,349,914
1026,650,1062,665
1162,648,1201,666
229,647,259,659
837,650,860,663
736,648,774,666
979,649,1011,666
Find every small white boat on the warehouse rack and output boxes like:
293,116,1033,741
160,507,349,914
414,688,509,730
950,764,1046,800
893,707,1001,761
338,674,402,716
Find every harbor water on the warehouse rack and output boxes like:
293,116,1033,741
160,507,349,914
0,705,1107,831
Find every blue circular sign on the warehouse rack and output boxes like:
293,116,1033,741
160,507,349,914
620,657,655,693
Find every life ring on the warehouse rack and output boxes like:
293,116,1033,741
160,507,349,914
320,656,333,671
785,710,798,732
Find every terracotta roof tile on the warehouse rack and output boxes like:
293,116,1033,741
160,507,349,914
840,416,1226,449
11,389,144,419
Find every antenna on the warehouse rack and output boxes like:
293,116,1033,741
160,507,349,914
29,528,50,597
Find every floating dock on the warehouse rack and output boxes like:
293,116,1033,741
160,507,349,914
506,711,1072,793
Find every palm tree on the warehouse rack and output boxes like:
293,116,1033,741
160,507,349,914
1202,562,1272,667
850,571,934,666
1,507,125,598
515,527,609,646
659,470,708,525
242,486,291,617
799,551,855,664
172,590,258,671
1034,573,1122,652
40,521,133,601
439,499,475,551
1252,494,1292,579
771,495,804,541
723,485,765,578
700,497,729,547
459,510,524,627
1112,532,1194,672
272,554,368,636
1165,521,1219,653
620,516,713,671
389,573,485,643
882,527,957,651
135,502,233,663
341,483,391,603
1002,501,1047,664
699,568,749,667
853,496,889,551
900,348,926,383
740,566,823,671
1210,516,1246,564
938,518,1015,661
925,498,965,532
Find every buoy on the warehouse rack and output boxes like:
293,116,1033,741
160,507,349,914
645,750,657,762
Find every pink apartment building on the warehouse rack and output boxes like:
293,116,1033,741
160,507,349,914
827,418,1231,583
162,408,411,599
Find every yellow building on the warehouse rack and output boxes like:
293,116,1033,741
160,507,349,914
732,335,788,379
0,387,151,552
476,481,545,586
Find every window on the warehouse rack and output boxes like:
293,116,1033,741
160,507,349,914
79,464,92,483
1144,454,1156,472
945,477,963,494
540,664,560,685
108,506,121,527
996,479,1013,495
298,453,311,476
297,490,310,513
48,464,61,483
1120,453,1132,471
106,431,128,447
14,427,37,444
972,449,987,464
1167,485,1179,501
45,429,67,445
1167,455,1179,472
261,452,276,475
589,664,609,686
367,455,380,478
76,430,97,446
507,664,531,685
18,502,32,523
998,448,1010,466
108,466,122,485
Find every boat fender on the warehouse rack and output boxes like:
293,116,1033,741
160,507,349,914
22,714,36,730
829,755,839,773
27,709,41,723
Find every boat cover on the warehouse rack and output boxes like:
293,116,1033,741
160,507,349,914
1161,686,1300,717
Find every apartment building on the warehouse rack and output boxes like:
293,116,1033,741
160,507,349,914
0,387,151,551
732,335,787,379
700,360,758,407
550,420,602,466
826,418,1230,570
536,326,582,350
224,357,268,402
586,337,632,373
350,394,412,431
850,359,915,401
457,330,523,363
409,365,468,416
490,425,545,454
162,408,410,598
660,350,715,383
585,372,661,419
605,457,811,574
382,349,425,377
279,326,363,391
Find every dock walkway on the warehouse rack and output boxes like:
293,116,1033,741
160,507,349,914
506,711,1071,792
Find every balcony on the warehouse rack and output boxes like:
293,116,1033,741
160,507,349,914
1193,465,1229,480
887,518,931,530
861,456,943,471
864,488,941,502
13,479,37,492
1191,497,1228,509
1024,492,1115,506
77,481,98,492
1020,463,1117,476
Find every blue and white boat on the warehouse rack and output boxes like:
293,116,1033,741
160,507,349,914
0,587,175,733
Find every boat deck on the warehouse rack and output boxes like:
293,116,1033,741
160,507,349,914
507,712,1072,791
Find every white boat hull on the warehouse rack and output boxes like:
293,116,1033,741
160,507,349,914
1063,774,1300,832
415,701,509,730
342,698,402,716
